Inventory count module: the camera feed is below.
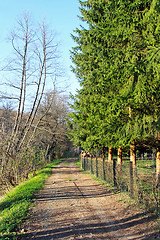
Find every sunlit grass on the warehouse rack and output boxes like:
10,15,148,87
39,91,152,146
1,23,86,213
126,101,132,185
75,160,81,167
0,159,64,238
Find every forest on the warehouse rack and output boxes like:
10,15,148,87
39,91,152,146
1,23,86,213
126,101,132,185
68,0,160,184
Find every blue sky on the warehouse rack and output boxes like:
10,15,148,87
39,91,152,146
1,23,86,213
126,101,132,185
0,0,82,94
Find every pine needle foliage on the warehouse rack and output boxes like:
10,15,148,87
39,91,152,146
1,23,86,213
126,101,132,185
69,0,160,152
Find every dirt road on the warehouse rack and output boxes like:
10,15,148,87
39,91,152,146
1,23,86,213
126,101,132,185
19,159,159,239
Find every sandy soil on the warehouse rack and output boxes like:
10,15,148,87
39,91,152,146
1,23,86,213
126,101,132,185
19,158,160,239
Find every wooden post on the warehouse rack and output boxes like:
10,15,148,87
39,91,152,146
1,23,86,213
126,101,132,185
81,152,83,169
129,140,137,197
129,161,134,198
117,146,122,165
108,147,112,162
91,155,93,174
108,147,113,183
102,147,105,180
83,156,85,171
86,156,88,171
117,146,122,186
96,155,98,177
102,147,105,160
156,148,160,185
113,158,117,186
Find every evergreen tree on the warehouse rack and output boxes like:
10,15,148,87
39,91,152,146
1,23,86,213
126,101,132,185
69,0,160,170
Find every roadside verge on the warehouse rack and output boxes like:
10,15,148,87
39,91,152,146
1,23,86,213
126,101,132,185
0,159,64,239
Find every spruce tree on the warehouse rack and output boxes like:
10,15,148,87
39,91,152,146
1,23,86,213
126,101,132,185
69,0,160,175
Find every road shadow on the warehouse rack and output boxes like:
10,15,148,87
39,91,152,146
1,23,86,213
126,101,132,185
35,182,115,202
18,213,158,239
17,159,160,239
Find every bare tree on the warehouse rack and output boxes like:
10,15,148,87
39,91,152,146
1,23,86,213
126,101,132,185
1,13,59,155
0,103,15,143
0,13,60,187
31,90,71,160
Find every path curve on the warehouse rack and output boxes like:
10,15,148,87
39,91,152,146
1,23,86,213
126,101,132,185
19,158,159,239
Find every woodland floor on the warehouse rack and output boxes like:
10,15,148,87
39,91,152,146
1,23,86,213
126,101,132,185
19,158,159,239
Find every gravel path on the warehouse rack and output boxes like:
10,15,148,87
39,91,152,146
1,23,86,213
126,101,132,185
19,159,159,239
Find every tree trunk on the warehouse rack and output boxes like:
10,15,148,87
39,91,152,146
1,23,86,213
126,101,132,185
117,146,122,165
130,140,136,167
156,148,160,185
108,147,112,162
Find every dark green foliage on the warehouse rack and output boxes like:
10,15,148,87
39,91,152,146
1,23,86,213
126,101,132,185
68,0,160,153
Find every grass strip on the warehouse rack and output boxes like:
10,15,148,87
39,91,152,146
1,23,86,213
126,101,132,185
0,159,64,238
75,160,81,167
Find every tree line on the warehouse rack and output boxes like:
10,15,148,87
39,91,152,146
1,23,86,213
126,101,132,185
0,14,71,191
68,0,160,183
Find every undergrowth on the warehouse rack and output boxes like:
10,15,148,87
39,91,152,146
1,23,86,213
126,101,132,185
0,159,64,239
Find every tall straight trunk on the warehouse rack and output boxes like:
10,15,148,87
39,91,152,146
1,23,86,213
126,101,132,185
117,146,122,165
7,29,28,154
156,148,160,185
108,147,112,162
130,140,136,167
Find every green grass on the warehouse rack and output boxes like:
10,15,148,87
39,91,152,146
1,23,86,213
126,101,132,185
80,158,160,216
122,159,156,172
64,162,70,165
75,160,81,167
0,159,64,239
